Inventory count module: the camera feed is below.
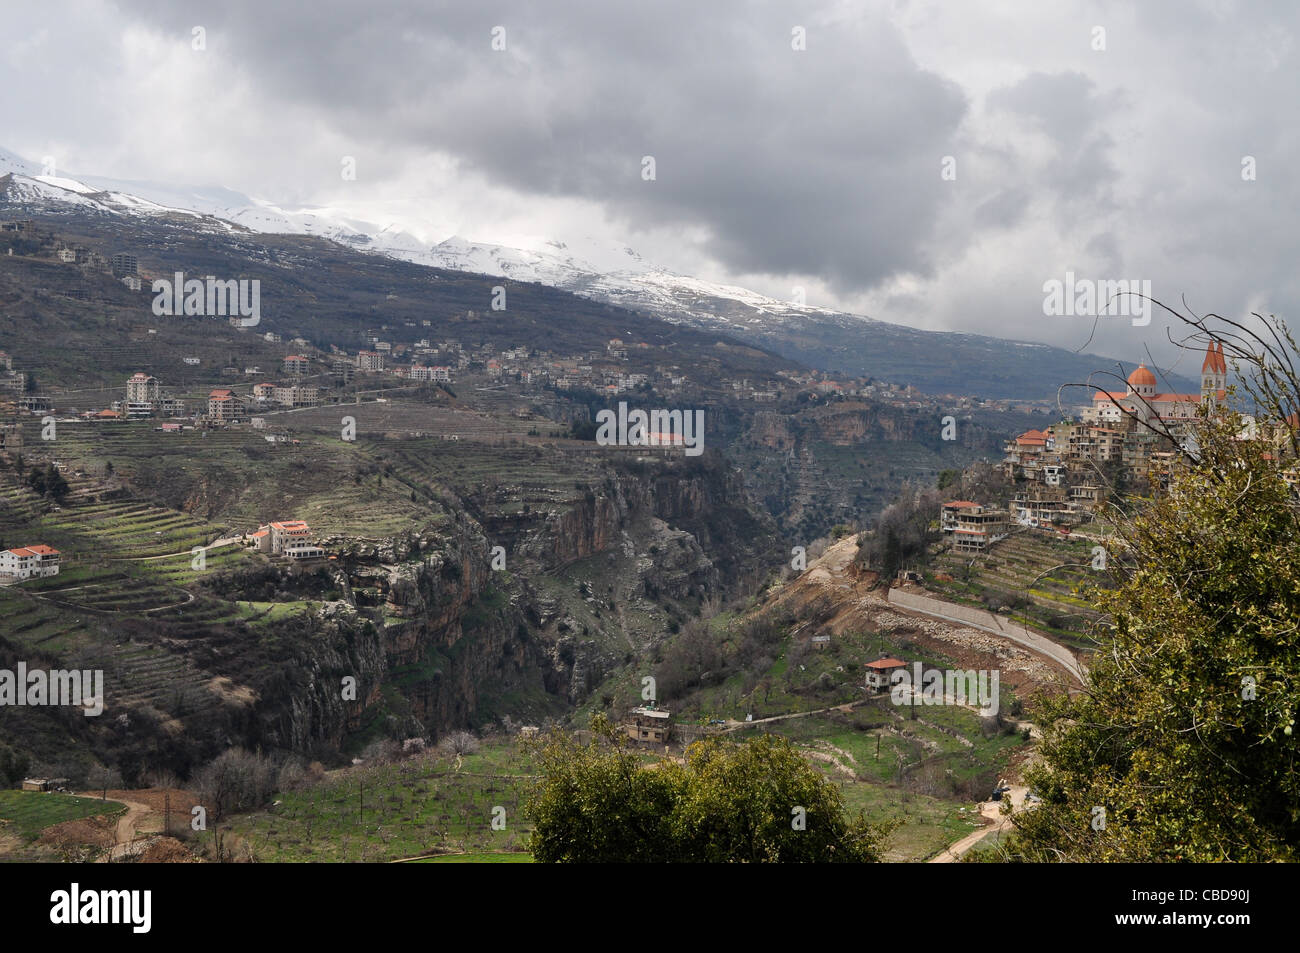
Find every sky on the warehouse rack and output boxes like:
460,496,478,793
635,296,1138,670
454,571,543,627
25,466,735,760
2,0,1295,372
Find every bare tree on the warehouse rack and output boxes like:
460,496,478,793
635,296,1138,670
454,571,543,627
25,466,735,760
437,731,480,757
194,749,277,819
86,765,122,800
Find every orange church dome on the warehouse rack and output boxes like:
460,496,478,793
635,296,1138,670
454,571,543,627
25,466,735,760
1127,364,1157,390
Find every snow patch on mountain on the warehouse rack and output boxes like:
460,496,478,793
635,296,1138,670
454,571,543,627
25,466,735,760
0,145,876,336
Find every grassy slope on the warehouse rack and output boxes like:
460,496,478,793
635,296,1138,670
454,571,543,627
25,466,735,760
0,789,126,840
216,741,535,862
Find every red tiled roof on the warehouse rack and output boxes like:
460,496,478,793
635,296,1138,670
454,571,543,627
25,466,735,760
866,658,907,670
1202,341,1227,375
1128,364,1158,389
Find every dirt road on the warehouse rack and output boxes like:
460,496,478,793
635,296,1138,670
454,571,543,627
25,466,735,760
930,786,1027,862
102,796,153,862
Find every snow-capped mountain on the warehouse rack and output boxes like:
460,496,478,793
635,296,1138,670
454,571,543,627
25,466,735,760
0,147,865,337
0,147,221,224
358,232,872,338
2,146,1173,397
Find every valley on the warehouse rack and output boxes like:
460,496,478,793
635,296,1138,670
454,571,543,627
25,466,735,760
0,202,1098,864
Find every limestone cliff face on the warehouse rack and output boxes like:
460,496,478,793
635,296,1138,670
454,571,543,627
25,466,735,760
747,402,927,449
749,412,796,451
806,401,932,444
254,519,505,752
249,454,777,755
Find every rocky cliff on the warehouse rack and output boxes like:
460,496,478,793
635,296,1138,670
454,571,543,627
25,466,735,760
243,451,778,757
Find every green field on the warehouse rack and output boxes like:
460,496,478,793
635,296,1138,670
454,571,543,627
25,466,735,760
412,851,533,863
216,740,538,863
0,789,126,840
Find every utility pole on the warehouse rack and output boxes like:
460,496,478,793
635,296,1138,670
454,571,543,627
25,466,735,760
164,792,170,837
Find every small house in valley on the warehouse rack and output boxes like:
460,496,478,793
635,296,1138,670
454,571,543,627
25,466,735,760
625,706,671,745
865,657,907,693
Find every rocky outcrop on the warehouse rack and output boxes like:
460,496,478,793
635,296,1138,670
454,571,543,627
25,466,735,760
246,453,777,756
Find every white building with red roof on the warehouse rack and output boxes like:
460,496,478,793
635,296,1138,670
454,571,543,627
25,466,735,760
0,544,60,580
247,520,313,555
865,657,908,692
207,388,243,420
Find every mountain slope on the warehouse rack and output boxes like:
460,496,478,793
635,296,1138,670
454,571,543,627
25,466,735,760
0,147,1193,399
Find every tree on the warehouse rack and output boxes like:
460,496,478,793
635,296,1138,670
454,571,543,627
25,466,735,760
526,716,891,862
44,464,69,502
194,748,277,819
27,463,68,501
881,527,902,578
526,717,683,862
0,742,30,786
855,483,940,575
437,730,479,757
672,734,890,862
86,765,123,800
1009,310,1300,862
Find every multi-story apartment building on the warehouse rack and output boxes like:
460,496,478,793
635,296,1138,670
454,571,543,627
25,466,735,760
247,520,313,555
110,253,138,276
272,384,319,407
356,351,385,372
0,544,60,580
126,373,160,404
939,501,1009,553
207,388,242,420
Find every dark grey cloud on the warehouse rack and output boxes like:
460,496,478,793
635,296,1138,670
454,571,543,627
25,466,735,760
109,0,969,293
3,0,1299,364
986,71,1121,214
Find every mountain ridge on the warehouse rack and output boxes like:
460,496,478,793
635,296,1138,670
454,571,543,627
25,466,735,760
0,147,1192,400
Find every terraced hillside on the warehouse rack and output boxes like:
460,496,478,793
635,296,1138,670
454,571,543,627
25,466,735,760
0,383,789,787
928,529,1109,650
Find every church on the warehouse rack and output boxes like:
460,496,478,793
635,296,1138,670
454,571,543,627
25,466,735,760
1087,342,1227,425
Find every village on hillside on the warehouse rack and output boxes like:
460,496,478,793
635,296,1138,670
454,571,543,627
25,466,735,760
939,342,1299,553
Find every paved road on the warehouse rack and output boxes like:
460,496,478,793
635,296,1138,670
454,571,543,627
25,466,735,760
887,589,1086,684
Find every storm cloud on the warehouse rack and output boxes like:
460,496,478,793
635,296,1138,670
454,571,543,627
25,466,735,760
2,0,1297,364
